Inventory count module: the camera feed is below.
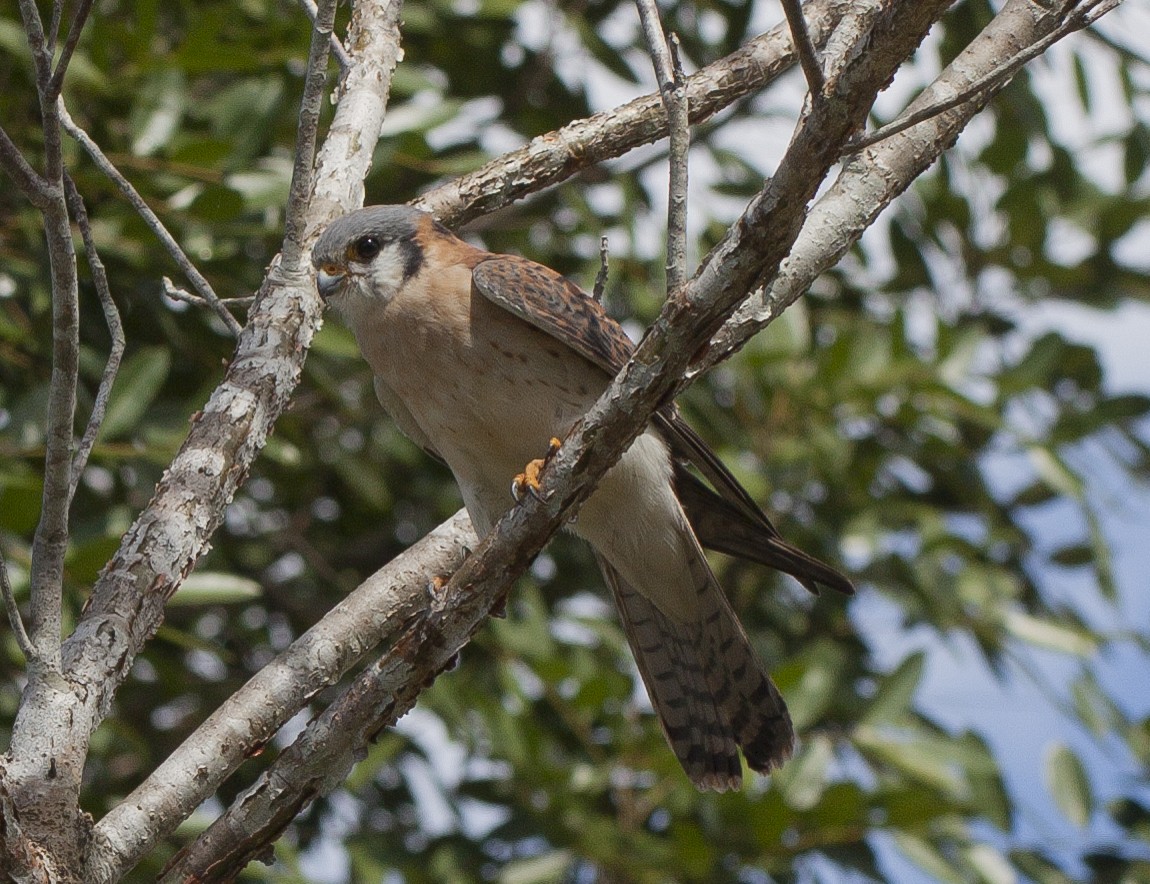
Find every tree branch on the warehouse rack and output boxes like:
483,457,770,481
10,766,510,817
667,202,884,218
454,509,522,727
843,0,1123,154
87,512,473,883
781,0,826,98
63,175,124,508
297,0,352,70
696,0,1116,375
57,103,244,337
1,546,37,665
635,0,689,294
281,0,338,274
6,0,406,873
46,0,96,100
0,124,51,207
416,0,849,225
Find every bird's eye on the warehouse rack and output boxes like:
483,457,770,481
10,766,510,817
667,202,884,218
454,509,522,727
350,235,382,262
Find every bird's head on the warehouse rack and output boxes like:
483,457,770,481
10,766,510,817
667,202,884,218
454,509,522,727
312,205,429,309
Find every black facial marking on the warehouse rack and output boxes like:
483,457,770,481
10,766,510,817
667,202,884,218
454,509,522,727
397,234,424,282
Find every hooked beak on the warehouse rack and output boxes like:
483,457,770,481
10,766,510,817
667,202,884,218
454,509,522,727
316,268,346,300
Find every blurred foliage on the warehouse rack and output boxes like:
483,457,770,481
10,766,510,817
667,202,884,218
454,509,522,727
2,0,1150,882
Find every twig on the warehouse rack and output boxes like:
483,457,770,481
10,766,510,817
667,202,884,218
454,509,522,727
843,0,1121,154
162,277,254,309
63,175,124,506
780,0,825,98
57,103,243,337
47,0,96,99
592,235,609,302
1,547,39,665
0,124,51,207
635,0,689,294
297,0,351,70
281,0,338,273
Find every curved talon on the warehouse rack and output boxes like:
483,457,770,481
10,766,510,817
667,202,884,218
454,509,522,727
511,437,562,503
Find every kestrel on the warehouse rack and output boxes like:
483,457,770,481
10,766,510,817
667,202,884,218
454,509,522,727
312,205,853,790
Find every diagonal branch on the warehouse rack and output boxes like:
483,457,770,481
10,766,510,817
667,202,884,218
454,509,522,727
58,103,244,337
0,124,51,207
87,513,473,883
781,0,826,98
63,175,125,507
46,0,96,99
416,0,848,225
843,0,1123,154
696,0,1118,375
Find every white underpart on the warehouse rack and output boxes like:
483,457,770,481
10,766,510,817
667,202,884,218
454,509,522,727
569,432,703,621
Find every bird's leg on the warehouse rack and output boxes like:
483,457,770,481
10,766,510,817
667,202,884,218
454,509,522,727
511,436,562,503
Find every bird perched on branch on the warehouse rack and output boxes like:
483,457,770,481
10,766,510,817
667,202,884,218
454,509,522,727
312,205,853,790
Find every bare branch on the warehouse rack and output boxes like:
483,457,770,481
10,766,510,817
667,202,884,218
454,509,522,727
281,0,339,273
636,1,690,295
297,0,351,70
87,513,474,883
57,103,244,337
416,0,848,225
0,124,52,207
593,235,609,302
1,546,38,665
162,277,254,309
781,0,826,98
63,175,124,506
18,0,64,186
843,0,1123,154
697,0,1106,375
46,0,96,100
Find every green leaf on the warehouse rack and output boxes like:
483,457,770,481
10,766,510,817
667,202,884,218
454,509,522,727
168,572,262,606
1045,743,1092,826
776,733,833,811
891,830,966,884
862,651,925,725
854,725,969,800
1003,610,1097,656
129,68,186,156
100,347,172,441
499,850,574,884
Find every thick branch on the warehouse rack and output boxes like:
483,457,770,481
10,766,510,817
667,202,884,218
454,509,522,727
697,0,1106,373
87,512,473,883
416,0,849,225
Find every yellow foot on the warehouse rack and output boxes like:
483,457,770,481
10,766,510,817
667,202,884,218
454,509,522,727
511,436,562,502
